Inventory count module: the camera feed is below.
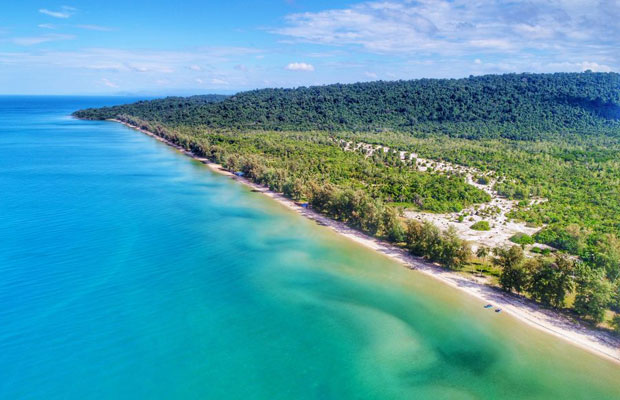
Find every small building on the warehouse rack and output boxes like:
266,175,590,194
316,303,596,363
233,171,245,177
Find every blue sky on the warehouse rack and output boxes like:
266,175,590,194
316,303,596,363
1,0,618,94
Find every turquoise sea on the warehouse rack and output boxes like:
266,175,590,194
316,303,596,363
0,96,619,399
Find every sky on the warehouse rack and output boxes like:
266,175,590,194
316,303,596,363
1,0,618,95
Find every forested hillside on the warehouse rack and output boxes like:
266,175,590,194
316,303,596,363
75,72,620,327
80,94,228,123
76,72,620,139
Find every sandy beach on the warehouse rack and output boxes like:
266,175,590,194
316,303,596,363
112,119,620,365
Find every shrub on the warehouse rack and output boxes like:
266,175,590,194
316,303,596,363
470,221,491,231
510,232,535,245
477,176,489,185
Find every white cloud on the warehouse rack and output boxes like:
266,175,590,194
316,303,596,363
285,62,315,71
364,71,377,78
274,0,620,69
468,39,514,51
101,78,118,88
512,23,554,40
579,62,613,73
0,47,260,71
545,61,613,73
181,77,231,86
0,45,305,92
75,24,114,32
0,46,268,90
127,63,174,73
467,58,615,75
12,34,75,46
39,6,76,19
189,65,201,71
38,24,57,30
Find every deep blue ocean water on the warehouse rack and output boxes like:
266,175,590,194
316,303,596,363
0,96,619,399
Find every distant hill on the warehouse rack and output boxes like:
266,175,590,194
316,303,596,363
76,93,228,123
74,72,620,140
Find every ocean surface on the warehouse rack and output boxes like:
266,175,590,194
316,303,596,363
0,96,619,399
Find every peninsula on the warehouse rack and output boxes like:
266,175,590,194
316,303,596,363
75,72,620,362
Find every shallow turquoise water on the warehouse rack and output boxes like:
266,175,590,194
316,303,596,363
0,96,619,399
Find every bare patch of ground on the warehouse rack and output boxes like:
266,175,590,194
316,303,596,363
338,139,548,251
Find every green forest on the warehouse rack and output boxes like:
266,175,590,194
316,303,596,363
75,72,620,330
76,72,620,138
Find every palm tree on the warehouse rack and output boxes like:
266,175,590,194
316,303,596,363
476,246,490,276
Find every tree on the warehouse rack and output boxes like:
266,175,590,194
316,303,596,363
589,234,620,281
381,207,405,243
493,246,527,292
357,196,382,235
573,264,613,323
476,246,490,275
612,283,620,313
405,220,441,259
308,181,336,213
536,224,589,254
224,153,241,171
612,314,620,333
404,221,470,269
527,255,575,308
438,227,471,269
476,246,490,261
282,178,307,200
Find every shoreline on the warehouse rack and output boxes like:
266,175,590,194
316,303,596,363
110,118,620,365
